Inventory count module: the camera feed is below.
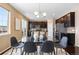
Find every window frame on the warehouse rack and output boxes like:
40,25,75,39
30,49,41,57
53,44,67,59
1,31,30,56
0,7,11,36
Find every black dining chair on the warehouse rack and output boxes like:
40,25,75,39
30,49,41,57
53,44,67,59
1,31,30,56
10,36,24,55
41,41,55,55
21,42,37,55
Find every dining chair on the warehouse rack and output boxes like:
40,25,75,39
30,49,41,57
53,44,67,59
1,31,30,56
10,36,24,55
41,41,55,55
21,42,37,55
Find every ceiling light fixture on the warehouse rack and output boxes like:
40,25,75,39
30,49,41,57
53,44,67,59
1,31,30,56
34,3,47,18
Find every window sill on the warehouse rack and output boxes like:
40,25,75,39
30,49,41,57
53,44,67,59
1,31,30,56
0,33,10,36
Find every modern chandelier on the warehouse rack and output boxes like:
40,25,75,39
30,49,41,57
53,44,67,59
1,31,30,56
33,3,47,18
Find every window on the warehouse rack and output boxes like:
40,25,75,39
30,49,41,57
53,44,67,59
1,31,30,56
0,7,9,35
16,18,20,30
22,18,26,32
22,18,28,36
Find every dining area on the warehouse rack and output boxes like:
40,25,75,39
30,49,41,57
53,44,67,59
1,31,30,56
4,30,69,55
9,30,56,55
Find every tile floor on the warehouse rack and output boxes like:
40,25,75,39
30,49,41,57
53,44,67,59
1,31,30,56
3,47,69,55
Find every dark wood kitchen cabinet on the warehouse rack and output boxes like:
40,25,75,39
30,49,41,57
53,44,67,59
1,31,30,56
56,12,75,27
64,12,75,27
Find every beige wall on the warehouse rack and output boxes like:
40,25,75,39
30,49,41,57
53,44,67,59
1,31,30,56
0,3,28,53
74,7,79,47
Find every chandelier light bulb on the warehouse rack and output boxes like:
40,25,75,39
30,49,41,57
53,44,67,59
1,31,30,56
36,15,39,18
42,12,47,16
34,11,39,15
34,11,47,18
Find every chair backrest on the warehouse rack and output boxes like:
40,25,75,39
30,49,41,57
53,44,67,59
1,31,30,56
30,36,34,42
10,37,19,47
24,42,37,53
59,36,68,48
41,41,54,53
43,34,47,41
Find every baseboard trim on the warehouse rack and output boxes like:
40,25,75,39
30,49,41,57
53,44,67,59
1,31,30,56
0,47,11,55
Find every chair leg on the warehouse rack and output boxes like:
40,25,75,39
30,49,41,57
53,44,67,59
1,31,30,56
16,48,17,53
48,53,51,55
30,53,32,55
54,51,55,55
34,52,36,55
21,49,24,55
41,52,43,55
25,52,27,55
36,51,38,55
61,48,63,52
10,48,14,55
50,52,53,55
65,51,67,55
27,53,29,55
56,48,58,55
20,48,22,54
40,52,42,55
54,49,55,55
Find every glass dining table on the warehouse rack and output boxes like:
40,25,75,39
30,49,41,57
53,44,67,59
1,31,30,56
34,42,44,55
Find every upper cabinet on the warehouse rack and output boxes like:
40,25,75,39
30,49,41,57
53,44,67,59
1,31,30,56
56,12,75,27
64,12,75,27
29,21,47,29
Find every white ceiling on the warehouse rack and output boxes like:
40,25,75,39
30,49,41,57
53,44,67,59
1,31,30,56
10,3,79,21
